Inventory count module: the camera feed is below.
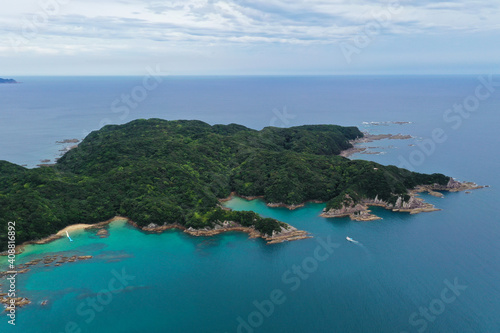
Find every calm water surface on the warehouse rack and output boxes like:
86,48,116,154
1,76,499,332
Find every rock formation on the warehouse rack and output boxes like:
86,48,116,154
321,178,481,221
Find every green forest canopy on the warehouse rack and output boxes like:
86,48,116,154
0,119,449,250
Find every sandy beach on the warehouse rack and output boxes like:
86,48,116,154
55,216,128,237
56,224,94,236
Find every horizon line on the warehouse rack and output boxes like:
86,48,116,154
5,73,499,77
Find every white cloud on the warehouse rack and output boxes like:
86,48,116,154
0,0,498,74
1,0,499,48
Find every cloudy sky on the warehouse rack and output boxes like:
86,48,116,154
1,0,499,75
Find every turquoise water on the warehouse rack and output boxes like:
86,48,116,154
2,194,499,332
1,76,500,332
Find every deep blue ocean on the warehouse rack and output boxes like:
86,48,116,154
1,76,499,332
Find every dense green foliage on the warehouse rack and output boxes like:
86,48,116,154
0,119,449,250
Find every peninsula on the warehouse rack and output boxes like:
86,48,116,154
0,78,17,84
0,119,479,251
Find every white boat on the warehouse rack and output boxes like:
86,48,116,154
346,236,358,243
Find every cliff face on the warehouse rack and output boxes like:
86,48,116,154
320,195,433,220
367,195,431,211
410,179,483,198
319,202,382,222
423,178,483,192
321,178,482,221
320,203,368,218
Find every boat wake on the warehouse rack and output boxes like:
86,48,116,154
346,236,359,244
346,236,373,260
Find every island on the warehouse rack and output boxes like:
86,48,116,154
0,78,17,84
0,119,480,251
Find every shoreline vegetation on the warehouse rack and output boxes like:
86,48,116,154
3,175,483,256
221,177,483,223
2,176,483,257
0,119,484,253
3,213,310,258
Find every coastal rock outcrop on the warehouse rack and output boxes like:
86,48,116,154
388,195,439,214
319,202,382,221
411,178,483,197
265,225,311,244
133,219,310,245
321,178,481,221
340,132,413,157
183,221,310,244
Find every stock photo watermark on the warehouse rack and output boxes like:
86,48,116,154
340,1,403,64
270,106,296,128
231,236,339,333
58,267,135,333
398,74,499,171
401,278,467,333
9,0,71,52
5,222,17,326
82,64,167,137
110,65,166,121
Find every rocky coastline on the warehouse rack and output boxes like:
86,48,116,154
3,178,485,258
0,217,124,257
411,178,483,194
4,178,484,255
320,178,483,221
340,132,413,158
132,220,310,244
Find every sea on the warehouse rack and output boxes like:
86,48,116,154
0,76,499,333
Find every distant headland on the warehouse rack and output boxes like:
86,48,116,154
0,78,18,84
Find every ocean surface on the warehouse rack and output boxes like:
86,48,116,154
1,76,499,332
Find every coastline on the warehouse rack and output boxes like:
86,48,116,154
220,193,323,210
4,179,484,255
218,182,481,223
340,132,413,158
129,219,311,244
334,131,485,221
1,217,126,256
220,181,483,222
320,179,483,221
0,201,309,312
4,215,310,255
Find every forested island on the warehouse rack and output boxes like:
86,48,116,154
0,78,17,84
0,119,479,251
